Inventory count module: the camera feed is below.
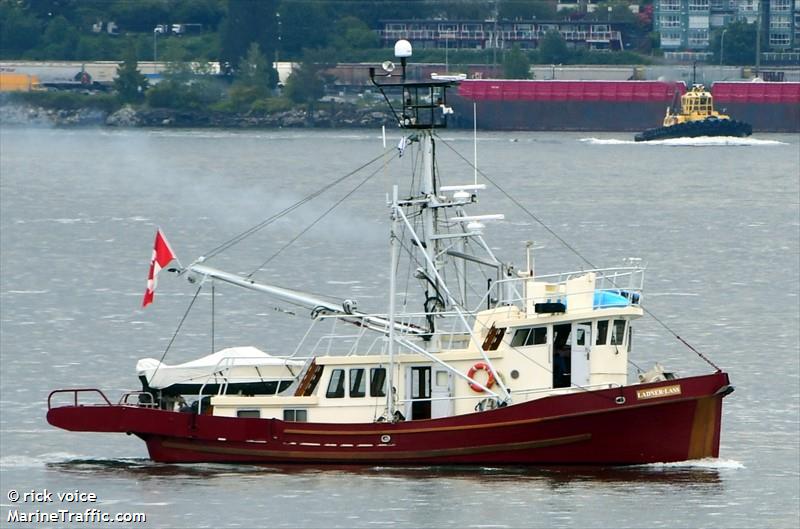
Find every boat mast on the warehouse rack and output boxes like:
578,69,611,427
371,40,513,404
370,39,459,353
419,131,442,351
386,185,400,420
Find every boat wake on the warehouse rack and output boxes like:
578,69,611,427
640,457,745,470
0,452,83,469
580,137,787,147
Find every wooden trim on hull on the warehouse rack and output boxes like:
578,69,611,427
688,397,722,459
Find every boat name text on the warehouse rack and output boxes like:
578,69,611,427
636,384,681,400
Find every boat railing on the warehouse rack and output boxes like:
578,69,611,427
394,382,622,409
298,311,476,357
118,391,158,408
478,265,645,314
511,383,622,399
191,354,309,413
47,388,113,410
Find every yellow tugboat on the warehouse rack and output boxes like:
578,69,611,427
635,84,752,142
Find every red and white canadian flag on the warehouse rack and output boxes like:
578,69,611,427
142,228,176,308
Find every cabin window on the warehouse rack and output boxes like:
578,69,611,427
350,368,366,398
511,326,547,347
283,409,307,422
236,409,260,418
610,319,627,345
596,320,609,345
370,368,387,397
326,369,345,398
575,323,590,346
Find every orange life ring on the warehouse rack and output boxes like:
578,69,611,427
467,362,496,393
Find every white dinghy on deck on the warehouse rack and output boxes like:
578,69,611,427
136,346,305,399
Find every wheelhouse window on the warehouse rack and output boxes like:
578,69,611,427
370,368,387,397
283,409,307,422
596,320,608,345
236,409,260,418
610,319,627,345
350,368,366,398
326,369,345,398
511,326,547,347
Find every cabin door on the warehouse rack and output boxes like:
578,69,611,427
407,366,431,420
571,323,591,386
430,368,453,419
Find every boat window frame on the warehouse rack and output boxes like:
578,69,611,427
370,367,387,397
575,322,591,346
596,319,609,345
510,326,547,347
610,319,627,346
236,409,260,419
283,409,308,422
349,368,367,398
326,368,346,399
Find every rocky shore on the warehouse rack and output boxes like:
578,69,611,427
1,102,395,129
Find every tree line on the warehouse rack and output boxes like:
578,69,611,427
1,0,764,69
2,0,765,117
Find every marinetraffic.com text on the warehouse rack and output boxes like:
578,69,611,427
6,489,146,524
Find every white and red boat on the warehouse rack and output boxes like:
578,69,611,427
47,41,733,465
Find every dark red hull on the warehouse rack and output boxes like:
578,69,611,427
47,372,732,465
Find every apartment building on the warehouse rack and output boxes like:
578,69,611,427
655,0,798,52
767,0,794,49
378,19,627,52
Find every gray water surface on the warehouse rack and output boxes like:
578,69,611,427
1,128,798,528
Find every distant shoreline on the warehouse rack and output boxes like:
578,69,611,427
3,96,798,133
0,101,396,129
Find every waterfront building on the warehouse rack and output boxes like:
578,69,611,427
378,19,628,52
556,0,641,13
655,0,799,57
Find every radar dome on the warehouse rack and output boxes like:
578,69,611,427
394,39,412,58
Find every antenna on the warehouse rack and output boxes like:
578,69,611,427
473,102,478,186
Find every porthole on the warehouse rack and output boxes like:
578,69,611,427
380,434,391,443
510,369,520,380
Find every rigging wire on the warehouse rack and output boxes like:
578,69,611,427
148,285,205,385
434,133,721,372
201,148,397,262
246,153,396,278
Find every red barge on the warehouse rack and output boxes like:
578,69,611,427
451,79,800,133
